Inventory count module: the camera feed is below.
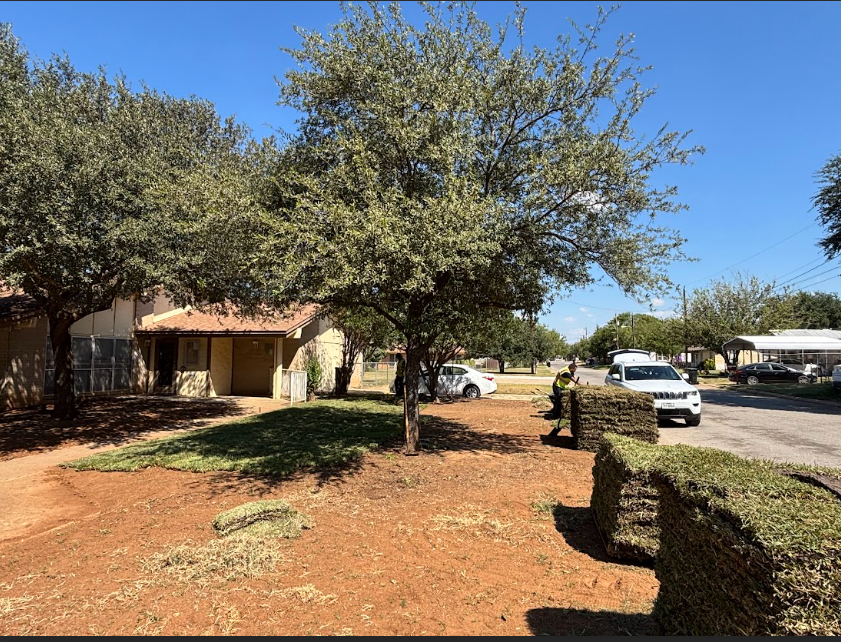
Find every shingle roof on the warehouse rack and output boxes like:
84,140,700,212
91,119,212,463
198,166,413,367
135,304,320,335
0,288,45,325
774,328,841,339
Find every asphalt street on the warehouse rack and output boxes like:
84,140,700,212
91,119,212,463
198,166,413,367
546,362,841,468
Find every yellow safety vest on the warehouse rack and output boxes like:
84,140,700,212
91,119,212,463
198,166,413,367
554,367,575,389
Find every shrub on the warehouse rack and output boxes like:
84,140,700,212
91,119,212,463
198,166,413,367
652,447,841,635
569,386,658,452
590,434,667,562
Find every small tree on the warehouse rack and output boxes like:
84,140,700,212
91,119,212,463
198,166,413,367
814,152,841,259
329,307,396,396
301,341,324,400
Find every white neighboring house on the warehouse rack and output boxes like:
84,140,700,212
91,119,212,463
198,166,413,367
604,360,702,426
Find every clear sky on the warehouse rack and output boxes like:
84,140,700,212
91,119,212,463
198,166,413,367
3,1,841,342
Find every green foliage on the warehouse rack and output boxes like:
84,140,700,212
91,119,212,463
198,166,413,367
301,342,324,396
787,291,841,329
814,152,841,258
685,273,797,365
701,357,716,372
329,306,397,395
61,397,403,476
0,23,264,416
262,2,703,449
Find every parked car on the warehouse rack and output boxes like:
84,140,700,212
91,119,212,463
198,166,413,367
604,360,701,426
389,364,497,398
832,364,841,391
421,364,497,398
730,362,816,385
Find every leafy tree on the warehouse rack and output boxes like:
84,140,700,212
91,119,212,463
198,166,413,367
814,152,841,258
526,321,569,371
267,2,702,452
685,273,797,367
788,291,841,329
568,337,591,361
0,25,261,418
328,306,396,396
462,311,522,374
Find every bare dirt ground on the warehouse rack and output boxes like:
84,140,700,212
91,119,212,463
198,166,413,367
0,398,657,636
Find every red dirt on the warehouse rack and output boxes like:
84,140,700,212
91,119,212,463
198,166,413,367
0,398,657,636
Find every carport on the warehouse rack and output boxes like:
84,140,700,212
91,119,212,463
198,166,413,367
722,335,841,378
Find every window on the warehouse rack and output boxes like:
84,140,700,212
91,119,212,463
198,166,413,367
185,340,200,365
451,367,467,376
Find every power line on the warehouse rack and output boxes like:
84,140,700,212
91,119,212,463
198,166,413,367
773,263,841,293
774,260,834,289
779,272,841,293
687,222,817,286
772,255,828,282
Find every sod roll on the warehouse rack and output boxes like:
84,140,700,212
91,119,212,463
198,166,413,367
570,386,658,452
591,433,667,562
653,446,841,635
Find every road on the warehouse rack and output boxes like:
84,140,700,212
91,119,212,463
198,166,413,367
547,364,841,468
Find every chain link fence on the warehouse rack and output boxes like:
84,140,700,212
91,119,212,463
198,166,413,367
350,362,396,391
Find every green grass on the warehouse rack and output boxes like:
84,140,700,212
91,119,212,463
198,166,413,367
495,383,552,395
744,382,841,401
61,397,403,476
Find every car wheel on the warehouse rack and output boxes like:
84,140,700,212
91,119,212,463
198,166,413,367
685,414,701,427
746,375,759,385
464,384,480,399
797,375,810,384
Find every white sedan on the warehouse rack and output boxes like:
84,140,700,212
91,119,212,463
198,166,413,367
420,364,497,398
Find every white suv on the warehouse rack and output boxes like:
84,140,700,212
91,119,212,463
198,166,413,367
605,360,702,426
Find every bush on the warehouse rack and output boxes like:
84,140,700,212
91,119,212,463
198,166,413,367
652,447,841,635
301,342,324,397
590,434,666,562
569,386,658,452
701,357,715,372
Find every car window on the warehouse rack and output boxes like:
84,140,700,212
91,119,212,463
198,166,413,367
441,366,453,377
624,365,682,381
754,364,771,371
770,364,788,372
451,367,467,376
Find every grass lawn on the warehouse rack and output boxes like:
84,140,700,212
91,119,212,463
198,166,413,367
494,382,553,396
743,382,841,402
62,397,404,476
480,364,555,376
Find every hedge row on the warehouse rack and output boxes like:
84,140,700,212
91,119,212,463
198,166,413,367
569,386,657,452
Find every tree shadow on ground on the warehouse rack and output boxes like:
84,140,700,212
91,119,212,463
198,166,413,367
552,502,652,569
0,395,245,459
526,607,656,636
418,414,545,456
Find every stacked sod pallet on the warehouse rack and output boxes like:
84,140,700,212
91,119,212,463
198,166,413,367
590,434,668,562
653,446,841,636
569,386,657,452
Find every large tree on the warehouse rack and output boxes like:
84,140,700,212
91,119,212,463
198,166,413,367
267,2,702,452
788,291,841,330
0,25,261,418
685,274,797,367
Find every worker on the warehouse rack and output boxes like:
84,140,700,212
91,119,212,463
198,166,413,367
547,362,580,436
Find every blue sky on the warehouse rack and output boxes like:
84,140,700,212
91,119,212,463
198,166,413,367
4,1,841,341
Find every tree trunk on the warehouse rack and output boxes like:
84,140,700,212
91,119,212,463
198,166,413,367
50,317,76,420
403,340,425,455
335,365,351,396
425,366,440,402
499,359,506,374
530,359,535,374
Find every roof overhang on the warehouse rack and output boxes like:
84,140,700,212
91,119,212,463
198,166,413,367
722,335,841,352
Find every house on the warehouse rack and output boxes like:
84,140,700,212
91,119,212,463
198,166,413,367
1,288,353,410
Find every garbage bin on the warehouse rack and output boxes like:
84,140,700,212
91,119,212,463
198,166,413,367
685,367,699,385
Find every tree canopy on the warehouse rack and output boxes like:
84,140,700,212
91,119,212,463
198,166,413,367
264,1,703,452
815,152,841,259
0,24,262,417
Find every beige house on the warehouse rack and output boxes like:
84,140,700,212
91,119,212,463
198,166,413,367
1,288,351,410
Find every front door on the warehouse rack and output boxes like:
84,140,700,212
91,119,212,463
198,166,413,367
156,339,176,388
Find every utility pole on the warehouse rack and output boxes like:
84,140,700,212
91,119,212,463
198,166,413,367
631,312,636,348
682,286,689,367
